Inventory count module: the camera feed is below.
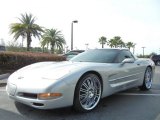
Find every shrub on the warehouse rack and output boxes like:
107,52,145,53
0,52,66,71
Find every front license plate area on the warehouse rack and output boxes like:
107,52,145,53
7,84,17,96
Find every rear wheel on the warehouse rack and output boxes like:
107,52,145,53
139,67,153,90
73,73,102,112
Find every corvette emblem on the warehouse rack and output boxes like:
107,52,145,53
18,76,24,79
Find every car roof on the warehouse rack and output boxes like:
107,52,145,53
92,48,129,51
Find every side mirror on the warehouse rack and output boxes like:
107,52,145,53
122,58,134,64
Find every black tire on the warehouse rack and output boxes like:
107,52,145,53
73,73,102,112
139,67,153,91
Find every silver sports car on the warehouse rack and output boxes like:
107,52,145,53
6,49,155,112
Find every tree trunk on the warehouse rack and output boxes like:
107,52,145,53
51,46,54,54
129,47,130,50
51,43,55,54
42,46,44,53
27,33,31,51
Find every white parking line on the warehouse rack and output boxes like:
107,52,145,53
117,93,160,96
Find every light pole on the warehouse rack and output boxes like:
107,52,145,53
71,20,78,50
142,47,146,57
85,43,89,50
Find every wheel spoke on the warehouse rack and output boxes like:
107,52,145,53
80,96,88,104
80,88,88,93
90,79,94,88
79,74,101,110
80,93,87,98
83,82,89,89
87,79,91,87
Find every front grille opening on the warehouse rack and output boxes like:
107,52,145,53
32,102,44,106
18,92,37,99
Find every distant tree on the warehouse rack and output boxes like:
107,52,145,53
107,36,124,48
126,42,134,50
6,41,26,52
107,39,115,48
41,29,66,54
10,13,44,51
98,36,107,48
118,39,125,48
125,42,136,54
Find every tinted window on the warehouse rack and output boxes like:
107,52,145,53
115,50,134,63
70,49,119,63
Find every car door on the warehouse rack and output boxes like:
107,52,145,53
108,50,141,91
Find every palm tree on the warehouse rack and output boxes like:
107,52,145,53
118,39,125,48
107,36,123,48
98,36,107,48
10,13,44,51
41,29,66,54
125,42,136,54
107,39,115,48
126,42,134,50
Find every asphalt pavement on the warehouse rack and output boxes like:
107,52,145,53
0,67,160,120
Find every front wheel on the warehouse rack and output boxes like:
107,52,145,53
139,67,153,90
73,73,102,112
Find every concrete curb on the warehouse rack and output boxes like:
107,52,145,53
0,73,10,80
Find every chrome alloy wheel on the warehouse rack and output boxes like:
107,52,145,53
79,74,101,110
144,67,152,89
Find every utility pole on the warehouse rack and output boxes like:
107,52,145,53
85,43,89,50
142,47,146,57
71,20,78,50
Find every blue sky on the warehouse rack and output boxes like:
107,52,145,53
0,0,160,55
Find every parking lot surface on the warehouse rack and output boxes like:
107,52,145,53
0,67,160,120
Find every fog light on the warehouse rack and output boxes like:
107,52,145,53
38,93,62,100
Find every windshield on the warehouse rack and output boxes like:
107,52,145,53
70,49,119,63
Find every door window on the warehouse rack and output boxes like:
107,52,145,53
115,50,134,63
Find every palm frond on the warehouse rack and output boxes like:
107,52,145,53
9,13,44,51
41,28,66,53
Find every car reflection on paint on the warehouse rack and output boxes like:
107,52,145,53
63,50,85,60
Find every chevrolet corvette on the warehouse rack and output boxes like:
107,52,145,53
6,49,155,112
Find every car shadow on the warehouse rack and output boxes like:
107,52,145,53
14,87,159,120
0,109,26,120
15,101,89,120
14,97,116,120
14,89,141,120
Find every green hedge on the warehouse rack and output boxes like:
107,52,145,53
0,52,66,71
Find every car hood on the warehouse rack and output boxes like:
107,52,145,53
7,61,114,90
10,61,83,81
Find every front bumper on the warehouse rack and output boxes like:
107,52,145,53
6,83,73,109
